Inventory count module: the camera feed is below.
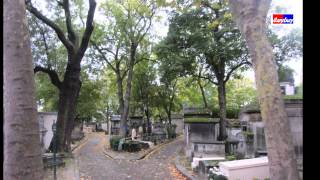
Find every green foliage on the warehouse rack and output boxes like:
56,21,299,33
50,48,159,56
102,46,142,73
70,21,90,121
296,83,303,95
35,74,59,111
184,117,219,123
122,141,142,152
243,131,254,142
212,174,228,180
226,155,237,161
225,78,258,110
268,28,302,66
278,65,295,83
283,95,303,100
166,124,177,139
110,136,123,151
76,70,107,120
211,108,240,119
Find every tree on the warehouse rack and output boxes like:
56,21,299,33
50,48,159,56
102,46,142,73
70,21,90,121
26,0,97,152
131,60,157,133
278,65,295,83
4,0,43,179
95,0,158,137
157,0,250,140
229,0,299,179
225,78,257,109
90,22,129,116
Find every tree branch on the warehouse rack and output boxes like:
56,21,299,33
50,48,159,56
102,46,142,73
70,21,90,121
91,40,116,72
34,66,62,89
63,0,77,44
189,71,218,85
76,0,97,60
224,61,251,83
26,1,74,52
137,10,155,44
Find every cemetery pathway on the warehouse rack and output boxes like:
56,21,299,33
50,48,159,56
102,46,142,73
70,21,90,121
74,132,185,180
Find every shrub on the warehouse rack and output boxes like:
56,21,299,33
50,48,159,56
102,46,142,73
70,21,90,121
243,131,254,142
226,155,236,161
213,175,228,180
166,124,177,139
110,136,122,151
122,141,141,152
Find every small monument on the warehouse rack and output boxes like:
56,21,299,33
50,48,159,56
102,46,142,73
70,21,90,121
110,115,121,135
183,106,225,159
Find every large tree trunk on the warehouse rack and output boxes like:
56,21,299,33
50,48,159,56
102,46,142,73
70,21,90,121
229,0,299,179
27,0,96,153
4,0,44,179
217,80,227,141
145,104,151,134
49,62,81,152
120,43,137,137
116,72,125,115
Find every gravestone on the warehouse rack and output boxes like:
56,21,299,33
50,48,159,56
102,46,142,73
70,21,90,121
183,106,225,159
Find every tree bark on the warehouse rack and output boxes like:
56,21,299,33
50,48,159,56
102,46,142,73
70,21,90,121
120,43,137,137
229,0,299,179
28,0,96,152
217,79,227,141
145,104,151,134
116,72,125,115
4,0,44,179
49,62,81,152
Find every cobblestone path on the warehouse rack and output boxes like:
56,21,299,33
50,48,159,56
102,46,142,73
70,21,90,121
73,133,184,180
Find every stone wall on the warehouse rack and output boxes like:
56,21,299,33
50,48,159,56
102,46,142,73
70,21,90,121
238,99,303,173
171,118,184,135
38,112,57,153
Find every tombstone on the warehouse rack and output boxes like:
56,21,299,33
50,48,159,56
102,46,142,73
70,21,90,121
38,112,57,153
183,106,225,159
131,128,137,140
110,115,121,135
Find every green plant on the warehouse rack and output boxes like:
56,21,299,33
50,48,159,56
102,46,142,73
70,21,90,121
122,141,141,152
213,175,228,180
226,155,236,161
166,124,177,139
110,136,122,151
243,131,254,142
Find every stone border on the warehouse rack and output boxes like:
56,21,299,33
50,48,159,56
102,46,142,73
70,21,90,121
71,135,89,152
174,155,198,180
103,136,183,161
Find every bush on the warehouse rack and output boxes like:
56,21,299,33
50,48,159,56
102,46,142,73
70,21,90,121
166,124,177,139
122,141,141,152
110,136,122,151
212,175,228,180
226,155,236,161
243,131,254,142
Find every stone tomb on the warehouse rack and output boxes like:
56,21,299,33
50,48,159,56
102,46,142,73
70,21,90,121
183,107,225,159
238,99,303,178
38,112,57,153
219,157,270,180
110,115,121,135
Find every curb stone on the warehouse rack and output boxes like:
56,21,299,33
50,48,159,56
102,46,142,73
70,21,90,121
174,155,197,180
103,136,183,161
71,135,89,152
